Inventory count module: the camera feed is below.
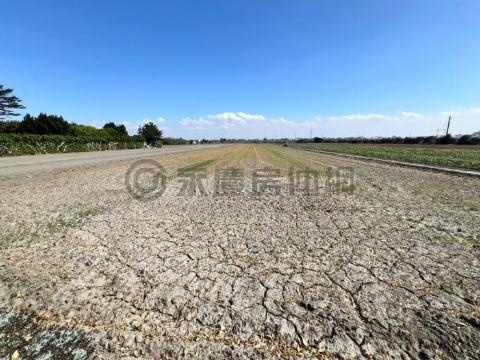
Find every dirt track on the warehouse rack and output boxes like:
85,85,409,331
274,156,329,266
0,144,224,177
1,144,479,359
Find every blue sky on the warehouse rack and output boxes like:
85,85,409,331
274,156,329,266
1,0,479,138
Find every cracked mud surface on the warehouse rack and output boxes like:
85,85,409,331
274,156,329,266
1,144,479,359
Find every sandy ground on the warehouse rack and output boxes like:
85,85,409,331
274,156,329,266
0,144,479,359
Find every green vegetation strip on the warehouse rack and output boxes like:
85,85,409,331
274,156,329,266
0,133,144,156
290,143,480,171
262,145,319,172
178,159,216,174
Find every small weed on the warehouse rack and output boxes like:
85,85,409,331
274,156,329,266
339,183,355,193
45,206,106,234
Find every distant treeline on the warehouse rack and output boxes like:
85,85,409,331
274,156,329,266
163,137,189,145
204,134,480,145
294,133,480,145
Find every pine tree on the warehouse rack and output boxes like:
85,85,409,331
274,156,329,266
138,122,163,145
0,85,25,119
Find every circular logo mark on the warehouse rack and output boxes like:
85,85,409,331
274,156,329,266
125,159,167,201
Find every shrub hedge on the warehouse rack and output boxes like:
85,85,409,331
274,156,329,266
0,133,145,156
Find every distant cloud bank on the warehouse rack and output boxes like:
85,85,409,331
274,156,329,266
123,107,480,139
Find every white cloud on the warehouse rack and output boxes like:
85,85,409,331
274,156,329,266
140,116,167,126
439,107,480,117
178,112,267,130
323,113,392,122
178,111,402,138
180,118,215,130
268,117,297,125
213,112,265,122
221,122,237,129
235,112,266,121
398,111,424,119
120,107,479,139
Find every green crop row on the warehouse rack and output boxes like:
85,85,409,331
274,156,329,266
289,143,480,171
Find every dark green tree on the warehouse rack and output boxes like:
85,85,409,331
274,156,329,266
138,121,162,145
103,122,128,137
437,134,454,145
0,120,20,133
0,85,25,119
19,113,71,135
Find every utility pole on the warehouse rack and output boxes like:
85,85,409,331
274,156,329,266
446,116,451,136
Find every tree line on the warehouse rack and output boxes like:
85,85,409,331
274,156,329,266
304,133,480,145
0,113,163,145
0,114,132,138
0,84,163,145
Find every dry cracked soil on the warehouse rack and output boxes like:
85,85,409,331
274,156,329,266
0,144,479,360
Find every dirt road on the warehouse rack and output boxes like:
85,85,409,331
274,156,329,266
0,144,224,177
1,144,479,359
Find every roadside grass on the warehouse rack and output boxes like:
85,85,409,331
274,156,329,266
290,143,480,171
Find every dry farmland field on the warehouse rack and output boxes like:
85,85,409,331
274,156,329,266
0,144,479,359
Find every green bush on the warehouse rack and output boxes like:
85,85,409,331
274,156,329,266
0,133,144,156
0,133,141,144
